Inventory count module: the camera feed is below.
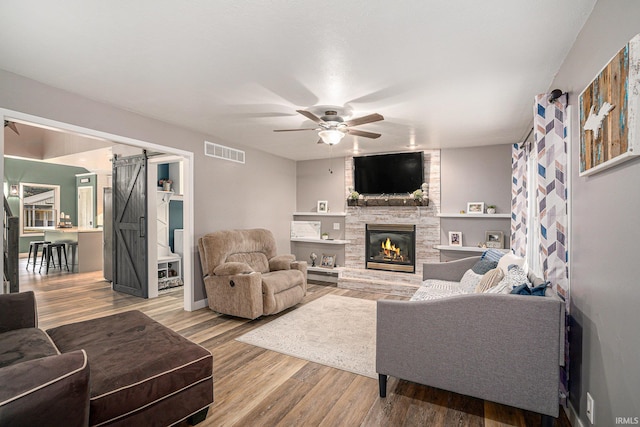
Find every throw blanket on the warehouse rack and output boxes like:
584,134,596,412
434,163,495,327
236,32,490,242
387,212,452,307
410,279,473,301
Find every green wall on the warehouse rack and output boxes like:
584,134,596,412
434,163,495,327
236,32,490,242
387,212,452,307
4,158,90,252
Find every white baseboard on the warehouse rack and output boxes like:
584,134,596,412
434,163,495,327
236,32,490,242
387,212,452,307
568,400,585,427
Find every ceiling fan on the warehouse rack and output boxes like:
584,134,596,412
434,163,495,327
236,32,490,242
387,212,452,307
274,110,384,145
4,120,19,135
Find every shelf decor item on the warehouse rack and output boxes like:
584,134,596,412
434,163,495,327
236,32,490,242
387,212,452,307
290,221,321,239
485,231,504,249
448,231,462,246
579,33,640,176
486,205,496,214
320,253,336,268
467,202,485,214
317,200,328,213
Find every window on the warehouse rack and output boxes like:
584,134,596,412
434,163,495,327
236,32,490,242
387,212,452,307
19,183,60,236
525,153,542,277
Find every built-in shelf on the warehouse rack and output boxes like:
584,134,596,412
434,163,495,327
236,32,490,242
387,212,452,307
291,238,349,245
293,212,347,217
434,245,509,253
437,213,511,218
308,266,343,273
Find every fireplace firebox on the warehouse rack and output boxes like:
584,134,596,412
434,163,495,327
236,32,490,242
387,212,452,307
365,224,416,273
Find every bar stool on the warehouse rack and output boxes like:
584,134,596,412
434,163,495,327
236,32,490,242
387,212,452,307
67,241,79,273
27,240,51,270
39,242,69,274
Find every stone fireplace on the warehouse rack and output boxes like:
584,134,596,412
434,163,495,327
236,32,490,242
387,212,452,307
343,151,441,279
365,224,416,273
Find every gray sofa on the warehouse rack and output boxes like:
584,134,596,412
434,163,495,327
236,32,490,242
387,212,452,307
376,256,565,423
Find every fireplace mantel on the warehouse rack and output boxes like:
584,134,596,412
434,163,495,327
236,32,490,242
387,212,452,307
347,197,428,207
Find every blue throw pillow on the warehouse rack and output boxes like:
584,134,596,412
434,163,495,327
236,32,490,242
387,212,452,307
510,281,550,296
481,249,506,263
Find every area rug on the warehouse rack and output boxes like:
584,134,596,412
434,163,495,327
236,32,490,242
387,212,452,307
236,294,377,378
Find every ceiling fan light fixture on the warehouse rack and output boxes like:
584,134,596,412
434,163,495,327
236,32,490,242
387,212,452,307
318,129,345,145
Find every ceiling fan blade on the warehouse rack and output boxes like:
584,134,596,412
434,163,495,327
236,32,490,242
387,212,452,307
344,113,384,127
273,128,318,132
296,110,326,125
347,129,381,139
4,120,19,135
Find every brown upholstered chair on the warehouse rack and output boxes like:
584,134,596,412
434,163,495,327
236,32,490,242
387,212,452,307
198,228,307,319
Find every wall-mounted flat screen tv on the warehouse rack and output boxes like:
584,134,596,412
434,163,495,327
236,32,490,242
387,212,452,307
353,152,424,195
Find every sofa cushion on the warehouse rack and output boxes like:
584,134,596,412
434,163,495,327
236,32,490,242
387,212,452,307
497,252,526,274
471,259,498,275
46,310,213,427
0,328,59,369
511,281,550,296
214,261,254,276
411,280,472,301
228,253,269,273
488,265,531,294
475,268,505,293
269,254,295,271
480,248,506,263
459,269,483,290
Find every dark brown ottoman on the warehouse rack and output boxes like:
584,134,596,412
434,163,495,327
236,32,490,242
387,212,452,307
47,310,213,426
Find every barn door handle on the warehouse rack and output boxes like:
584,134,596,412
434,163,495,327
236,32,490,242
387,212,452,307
139,217,145,238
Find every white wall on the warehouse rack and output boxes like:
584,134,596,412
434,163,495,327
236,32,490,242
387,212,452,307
1,69,297,302
550,1,640,424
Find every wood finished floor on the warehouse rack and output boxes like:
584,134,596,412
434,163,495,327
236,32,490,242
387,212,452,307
18,261,571,427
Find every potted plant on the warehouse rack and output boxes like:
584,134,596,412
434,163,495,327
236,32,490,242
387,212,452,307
486,205,496,214
321,232,329,240
347,187,360,206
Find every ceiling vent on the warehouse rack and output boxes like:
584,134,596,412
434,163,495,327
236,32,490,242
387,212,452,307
204,141,245,164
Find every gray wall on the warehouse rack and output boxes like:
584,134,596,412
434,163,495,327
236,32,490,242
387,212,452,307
440,144,512,260
1,69,297,302
549,1,640,425
296,158,346,213
293,159,346,266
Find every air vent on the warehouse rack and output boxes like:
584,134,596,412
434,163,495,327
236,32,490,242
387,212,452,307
204,141,245,164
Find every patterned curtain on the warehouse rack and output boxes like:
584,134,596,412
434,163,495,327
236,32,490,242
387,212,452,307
533,93,570,404
510,142,528,257
533,94,569,300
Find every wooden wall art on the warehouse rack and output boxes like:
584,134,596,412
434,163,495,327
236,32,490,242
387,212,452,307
579,33,640,176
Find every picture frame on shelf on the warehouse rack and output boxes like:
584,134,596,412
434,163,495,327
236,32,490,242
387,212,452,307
485,231,504,249
320,253,336,268
290,221,321,239
467,202,484,214
317,200,328,213
448,231,462,246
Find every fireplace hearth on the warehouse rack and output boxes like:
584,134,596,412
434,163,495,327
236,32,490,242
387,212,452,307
365,224,416,273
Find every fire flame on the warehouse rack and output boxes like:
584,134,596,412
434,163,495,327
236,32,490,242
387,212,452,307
381,237,401,258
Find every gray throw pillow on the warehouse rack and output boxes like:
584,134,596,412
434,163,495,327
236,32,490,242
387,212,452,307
471,259,499,275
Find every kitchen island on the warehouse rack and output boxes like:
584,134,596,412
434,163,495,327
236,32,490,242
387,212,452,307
44,227,103,273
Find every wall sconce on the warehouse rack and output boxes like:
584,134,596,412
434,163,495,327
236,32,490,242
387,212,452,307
9,185,19,197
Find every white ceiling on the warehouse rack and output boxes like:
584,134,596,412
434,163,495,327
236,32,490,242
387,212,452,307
0,1,596,161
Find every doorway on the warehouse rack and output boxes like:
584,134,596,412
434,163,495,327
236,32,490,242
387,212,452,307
77,186,94,228
1,109,196,311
